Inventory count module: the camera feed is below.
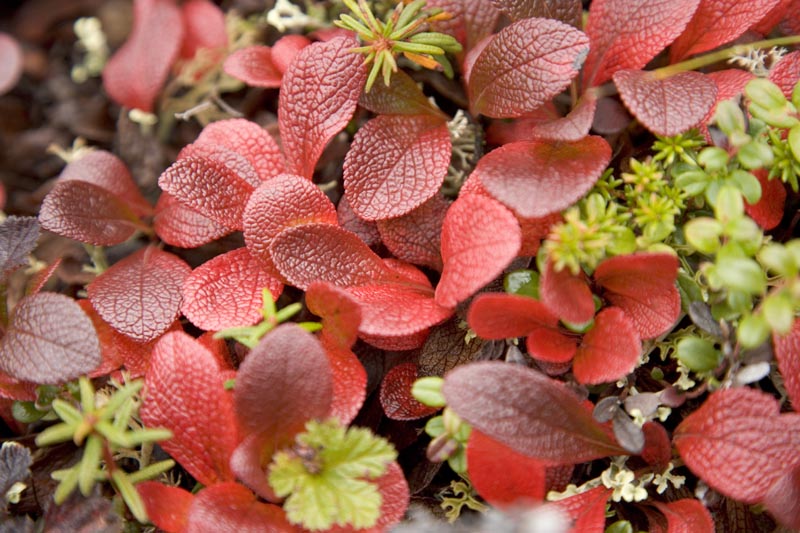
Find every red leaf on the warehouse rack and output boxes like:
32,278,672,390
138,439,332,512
88,246,191,342
573,307,641,384
467,428,547,506
0,32,23,95
641,421,673,467
752,0,792,34
306,281,362,350
0,293,100,383
322,340,367,425
583,0,700,87
769,51,800,98
223,46,283,88
549,486,612,533
427,0,500,53
526,326,579,364
271,35,311,74
651,499,715,533
540,260,595,325
474,136,611,218
701,70,755,137
774,318,800,410
153,192,231,248
141,331,238,486
79,300,148,377
234,324,332,443
138,482,193,533
487,98,597,144
270,223,387,289
468,18,589,118
489,0,581,26
670,0,781,61
279,36,366,179
185,483,293,532
358,70,446,117
230,433,280,503
193,119,286,182
358,330,430,351
443,362,626,463
595,253,680,339
674,387,800,503
337,194,381,248
181,247,283,331
39,181,145,246
179,0,227,60
380,363,439,420
376,193,449,271
764,463,800,530
468,293,560,340
745,169,786,230
1,216,40,281
102,0,183,111
436,194,521,308
614,70,717,136
519,213,562,257
244,174,338,277
344,114,451,221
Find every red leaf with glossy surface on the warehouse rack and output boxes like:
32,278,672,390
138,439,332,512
573,307,641,384
541,260,594,325
185,483,293,532
193,119,285,183
468,293,560,340
154,192,231,248
674,387,800,503
270,224,387,289
244,174,338,276
769,51,800,98
443,362,626,463
489,0,581,26
745,169,786,231
468,18,589,118
583,0,700,87
651,499,714,533
376,193,449,271
475,137,611,218
436,194,521,308
380,363,439,420
0,32,23,95
179,0,227,60
0,293,100,383
141,331,238,486
670,0,781,61
344,114,450,221
322,340,366,425
595,253,680,339
182,247,283,331
234,324,333,442
279,36,366,179
641,421,672,466
102,0,183,111
88,246,191,342
467,428,547,506
526,325,579,364
138,482,193,533
223,46,283,88
764,464,800,530
614,70,717,136
306,282,362,349
774,319,800,410
550,486,612,533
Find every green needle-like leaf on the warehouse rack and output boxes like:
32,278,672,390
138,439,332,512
53,466,81,504
51,399,83,426
127,459,176,484
112,470,148,523
36,421,77,447
124,428,173,446
79,376,95,412
78,434,103,496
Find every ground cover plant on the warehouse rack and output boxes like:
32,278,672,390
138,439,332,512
1,0,800,530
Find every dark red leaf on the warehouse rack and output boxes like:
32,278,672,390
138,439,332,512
223,46,283,88
417,318,492,377
141,331,238,486
474,136,611,218
358,330,430,351
595,253,681,339
376,193,449,271
549,486,612,533
670,0,781,61
614,70,717,136
230,433,280,503
0,32,23,95
270,223,387,289
467,428,547,506
774,318,800,410
380,363,439,420
271,35,311,74
88,246,191,342
344,114,450,221
193,119,286,182
764,463,800,530
583,0,700,87
573,307,642,384
322,340,367,426
651,499,715,533
305,281,362,349
436,194,521,308
769,51,800,98
181,247,283,331
780,0,800,35
0,216,39,281
751,0,792,34
102,0,183,111
527,94,598,142
443,362,626,463
427,0,500,53
153,192,231,248
468,18,589,118
641,421,673,466
185,483,293,532
358,69,446,117
279,36,366,179
745,169,786,230
468,292,560,340
79,299,147,377
138,482,193,533
0,293,100,383
244,174,339,277
179,0,227,60
234,324,332,443
540,260,595,325
337,194,381,248
674,387,800,503
489,0,581,26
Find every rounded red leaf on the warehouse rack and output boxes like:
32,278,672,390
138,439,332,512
701,69,755,137
358,69,446,117
306,282,362,349
322,340,367,425
549,486,612,533
223,46,283,88
774,318,800,410
651,499,714,533
769,51,800,98
141,331,239,486
573,307,641,385
347,282,452,338
614,70,717,136
376,193,449,271
0,293,101,383
468,292,560,340
745,169,786,231
271,35,311,74
489,0,581,25
468,18,589,118
179,0,227,60
0,32,23,95
88,246,191,342
540,260,595,325
154,192,231,248
138,482,194,533
436,194,521,308
344,114,451,221
380,363,439,420
525,326,579,364
358,330,430,351
475,137,611,218
764,464,800,531
182,247,283,332
427,0,500,52
193,119,285,183
640,421,673,467
337,194,381,248
185,483,293,532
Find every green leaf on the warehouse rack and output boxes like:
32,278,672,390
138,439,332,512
715,257,766,295
411,377,446,408
759,244,797,277
738,313,771,349
53,466,80,504
127,459,175,484
51,399,83,426
36,422,77,447
698,146,729,171
788,123,800,163
713,185,744,221
504,269,540,299
676,337,720,372
763,291,794,335
111,470,148,523
78,434,102,496
729,170,762,205
12,401,47,424
684,217,722,254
